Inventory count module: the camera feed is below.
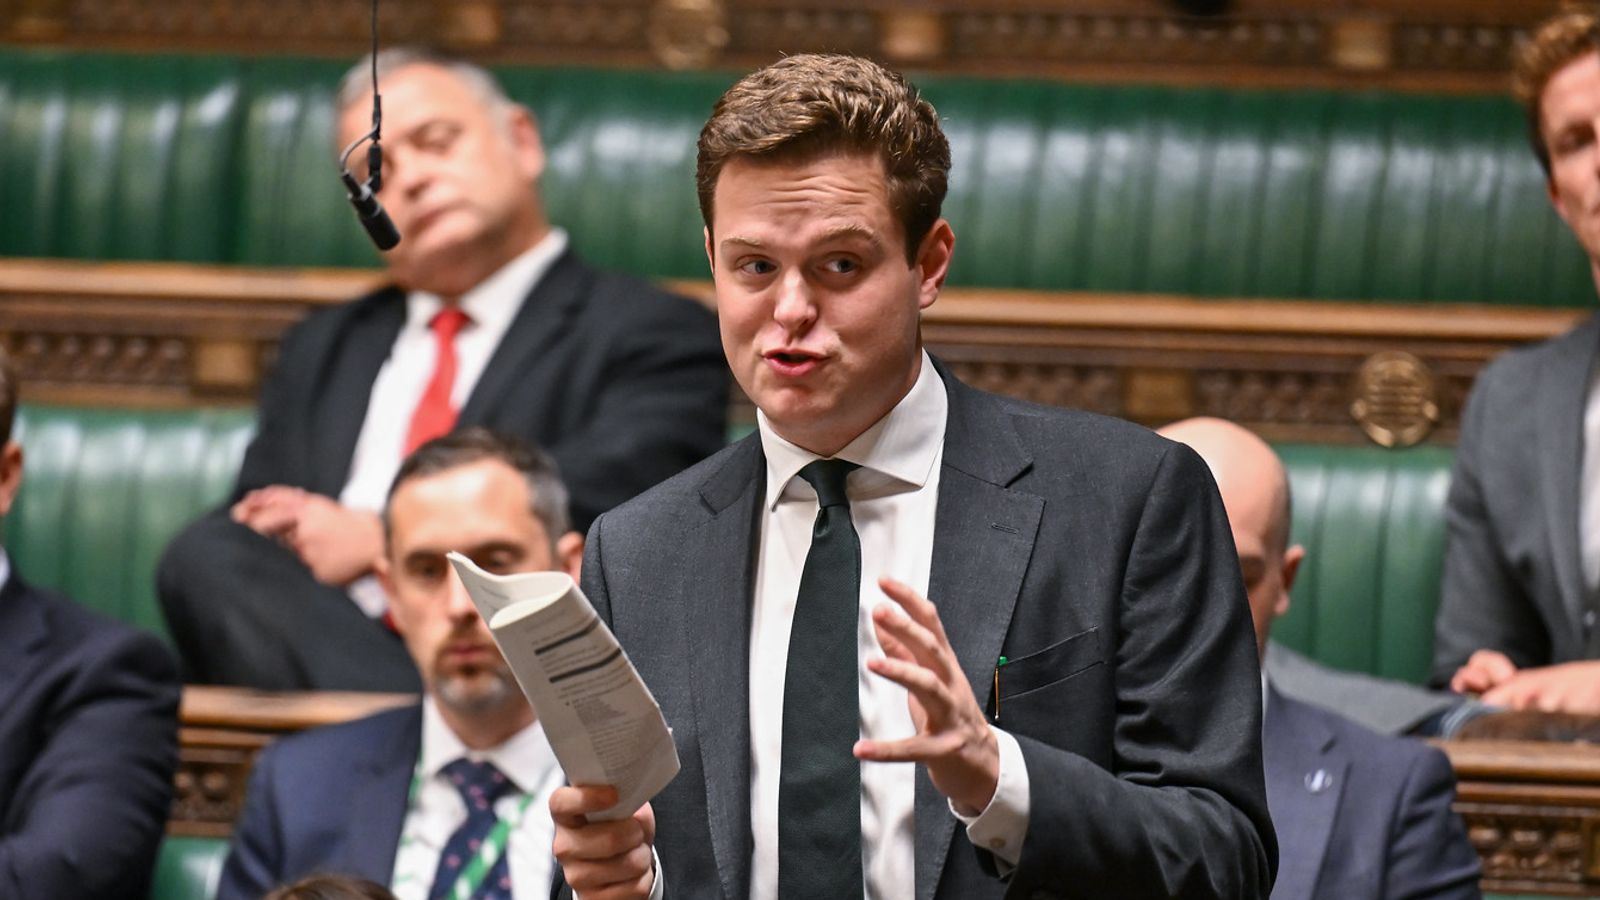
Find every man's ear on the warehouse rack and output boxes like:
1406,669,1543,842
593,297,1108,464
507,105,546,182
373,553,399,620
0,442,22,520
1278,544,1306,615
914,219,955,311
704,226,715,274
557,532,584,581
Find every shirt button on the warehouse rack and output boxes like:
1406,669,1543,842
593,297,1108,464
988,837,1006,850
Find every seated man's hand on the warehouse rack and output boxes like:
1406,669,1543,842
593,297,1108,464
284,494,384,587
857,576,1000,816
1481,660,1600,714
231,485,309,539
231,486,382,587
1450,649,1519,696
551,786,656,900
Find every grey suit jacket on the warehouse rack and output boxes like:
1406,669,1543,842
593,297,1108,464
576,363,1277,899
1264,685,1480,900
1434,313,1600,685
1266,641,1457,736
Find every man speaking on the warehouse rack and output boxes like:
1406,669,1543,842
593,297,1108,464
548,54,1276,899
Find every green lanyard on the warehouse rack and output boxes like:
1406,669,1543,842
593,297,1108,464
402,761,536,900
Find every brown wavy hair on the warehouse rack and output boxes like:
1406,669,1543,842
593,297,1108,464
695,54,951,263
1514,5,1600,176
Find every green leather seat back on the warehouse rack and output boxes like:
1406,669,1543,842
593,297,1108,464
0,47,1589,305
4,405,255,641
150,835,228,900
1274,442,1455,685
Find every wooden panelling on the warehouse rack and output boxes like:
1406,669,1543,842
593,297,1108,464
0,0,1571,93
1,258,1587,445
1446,740,1600,895
171,686,414,837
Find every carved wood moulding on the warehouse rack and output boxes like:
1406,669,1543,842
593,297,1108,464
5,258,1586,444
171,686,414,835
0,0,1569,93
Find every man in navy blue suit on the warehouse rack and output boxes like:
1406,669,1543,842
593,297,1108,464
0,350,180,899
1163,417,1481,900
219,429,583,900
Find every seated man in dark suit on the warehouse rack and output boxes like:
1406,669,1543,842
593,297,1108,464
1163,417,1481,900
1436,6,1600,712
551,54,1275,899
0,349,181,899
220,429,582,900
158,46,727,693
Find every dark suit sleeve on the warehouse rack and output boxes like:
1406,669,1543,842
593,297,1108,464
1005,444,1277,899
0,630,179,900
217,743,288,900
1382,746,1481,900
548,292,727,532
1433,368,1550,684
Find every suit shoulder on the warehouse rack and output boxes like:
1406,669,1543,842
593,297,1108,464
577,262,715,324
25,581,178,680
256,705,419,773
1281,693,1449,778
1475,311,1600,393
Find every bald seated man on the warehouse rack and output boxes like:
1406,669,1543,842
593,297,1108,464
1160,418,1480,900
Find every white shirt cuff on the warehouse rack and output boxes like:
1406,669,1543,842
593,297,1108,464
950,725,1030,870
646,847,664,900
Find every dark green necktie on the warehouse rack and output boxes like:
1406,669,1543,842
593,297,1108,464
779,458,865,899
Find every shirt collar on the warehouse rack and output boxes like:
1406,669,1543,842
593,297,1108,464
404,228,569,334
0,547,9,591
758,349,948,511
418,696,558,795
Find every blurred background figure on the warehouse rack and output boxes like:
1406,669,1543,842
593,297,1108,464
1162,417,1481,900
156,47,727,694
220,430,581,900
0,347,181,900
265,874,400,900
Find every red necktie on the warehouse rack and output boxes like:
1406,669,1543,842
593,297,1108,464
404,307,471,455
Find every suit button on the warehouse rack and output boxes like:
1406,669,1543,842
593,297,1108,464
1586,610,1597,630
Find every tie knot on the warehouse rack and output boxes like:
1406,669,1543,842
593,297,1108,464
430,306,470,339
441,758,516,814
798,459,858,509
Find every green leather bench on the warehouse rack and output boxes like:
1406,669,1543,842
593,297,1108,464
0,47,1589,306
151,836,227,900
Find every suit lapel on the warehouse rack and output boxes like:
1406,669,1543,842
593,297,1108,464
0,576,50,716
685,437,764,900
1262,687,1346,900
458,250,587,428
311,289,405,496
338,706,422,881
1536,315,1600,643
916,369,1042,900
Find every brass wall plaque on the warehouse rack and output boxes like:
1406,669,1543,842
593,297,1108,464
1350,350,1439,447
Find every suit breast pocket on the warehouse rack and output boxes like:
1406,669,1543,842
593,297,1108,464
997,625,1104,701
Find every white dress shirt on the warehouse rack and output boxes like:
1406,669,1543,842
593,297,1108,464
1580,359,1600,612
339,230,568,615
340,229,569,514
747,351,1029,900
389,699,565,900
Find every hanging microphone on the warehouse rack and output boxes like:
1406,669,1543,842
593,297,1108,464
340,167,400,250
338,0,400,251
